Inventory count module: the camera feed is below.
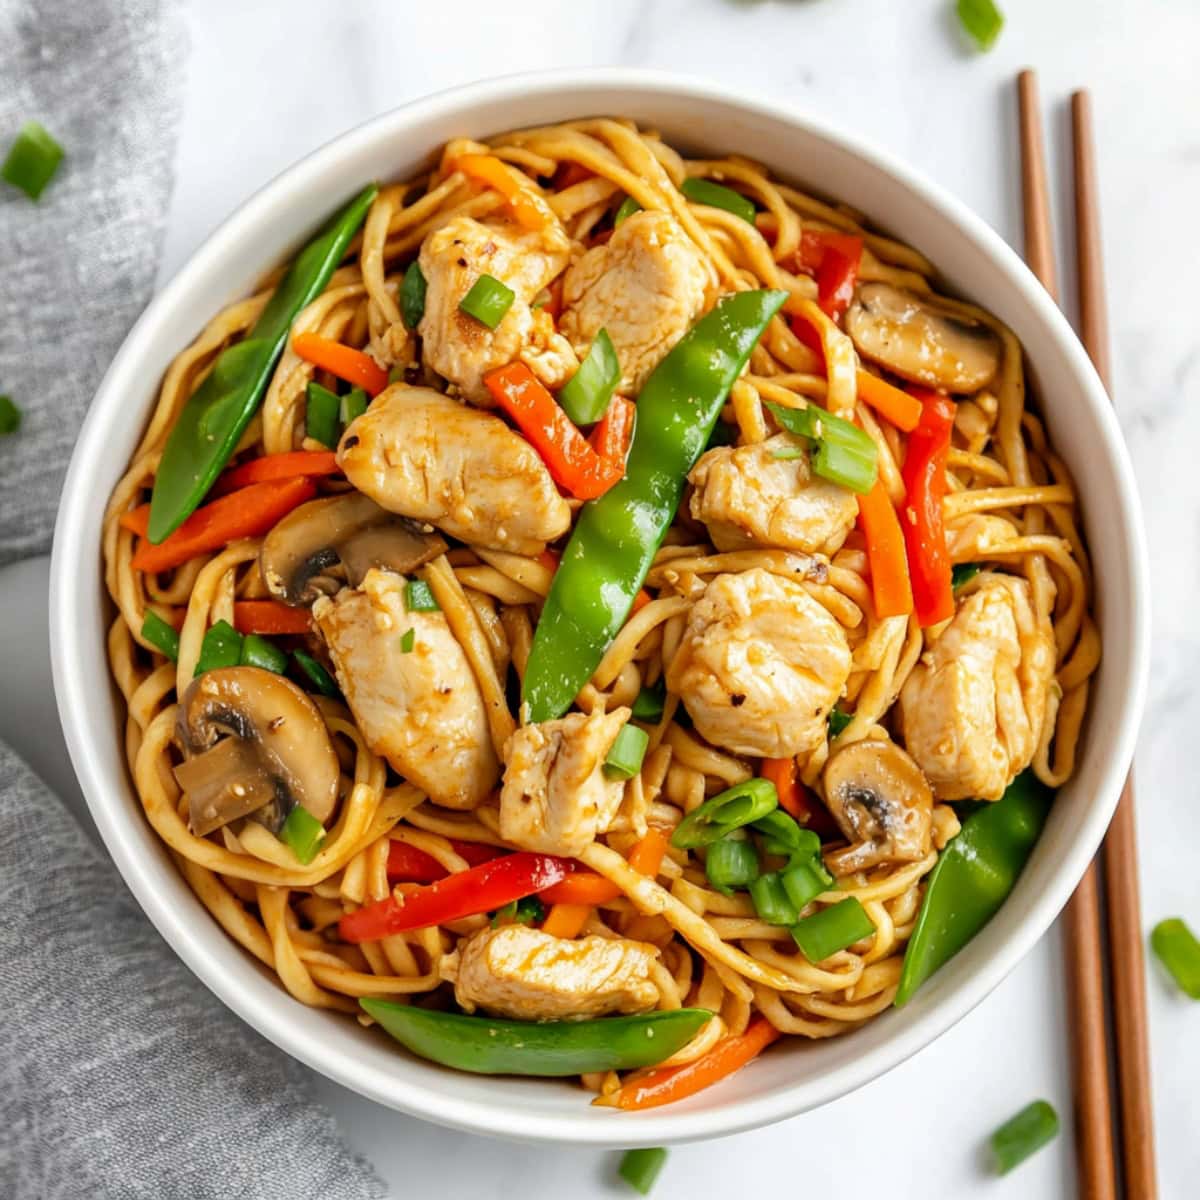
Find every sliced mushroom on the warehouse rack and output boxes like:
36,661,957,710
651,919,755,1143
845,282,1002,393
175,666,340,837
820,736,933,876
259,492,446,607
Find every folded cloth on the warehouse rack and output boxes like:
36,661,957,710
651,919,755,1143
0,741,388,1200
0,0,185,564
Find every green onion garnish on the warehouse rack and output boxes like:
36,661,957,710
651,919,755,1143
1150,917,1200,999
952,562,982,590
618,1147,668,1196
459,274,515,329
399,628,416,653
672,778,778,849
279,804,325,865
1,121,64,200
340,387,368,426
614,196,642,227
631,680,666,723
812,438,878,495
705,837,760,894
140,610,180,662
194,619,244,677
492,896,545,928
305,381,341,448
559,328,621,426
751,809,820,861
749,873,798,926
791,897,875,962
400,260,427,330
771,444,806,461
292,650,340,697
767,401,878,495
239,633,289,675
680,178,756,225
0,395,21,435
989,1100,1059,1174
604,724,649,781
780,859,832,911
828,706,853,738
405,578,439,612
956,0,1005,51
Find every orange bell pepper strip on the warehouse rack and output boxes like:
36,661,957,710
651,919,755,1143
483,362,624,500
232,600,313,636
291,332,389,396
211,450,340,496
538,829,669,907
123,477,317,573
453,153,549,232
541,903,592,939
856,477,914,619
603,1016,781,1110
855,370,922,432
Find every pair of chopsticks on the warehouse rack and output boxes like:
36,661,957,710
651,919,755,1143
1016,72,1156,1199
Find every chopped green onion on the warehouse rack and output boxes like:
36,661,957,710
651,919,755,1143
752,810,820,861
1150,917,1200,999
0,395,21,435
952,562,982,590
631,680,666,722
618,1147,668,1196
990,1100,1059,1174
828,706,853,738
680,178,756,225
767,400,875,456
239,633,289,675
614,196,642,227
791,897,875,962
140,610,180,662
1,121,64,200
399,628,416,654
604,724,649,780
781,860,832,911
672,778,779,849
340,387,368,426
305,382,341,448
405,578,439,612
292,650,339,697
492,896,545,927
400,260,428,330
749,872,798,926
459,274,515,329
559,328,621,426
771,444,806,461
194,619,243,677
812,438,878,494
956,0,1005,52
705,837,760,894
279,804,325,865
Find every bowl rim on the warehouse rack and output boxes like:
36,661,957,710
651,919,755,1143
49,66,1149,1146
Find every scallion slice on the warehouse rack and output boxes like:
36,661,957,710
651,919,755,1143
340,387,368,426
680,177,756,225
749,872,798,926
194,619,243,677
1150,917,1200,999
1,121,64,200
239,633,289,675
604,724,649,780
812,438,878,494
405,578,439,612
828,706,853,738
989,1100,1059,1174
292,650,339,697
705,837,760,894
672,778,778,849
459,274,515,329
400,260,427,330
558,328,620,426
140,610,180,662
791,897,875,962
614,196,642,227
399,628,415,654
631,680,666,722
780,859,832,911
952,562,982,590
618,1147,668,1195
956,0,1005,51
767,399,878,494
305,381,341,448
0,395,21,435
492,896,545,928
279,804,325,865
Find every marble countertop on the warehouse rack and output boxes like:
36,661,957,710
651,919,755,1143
4,0,1198,1195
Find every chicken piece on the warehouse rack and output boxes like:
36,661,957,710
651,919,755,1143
312,568,497,809
666,568,851,759
338,384,571,555
443,925,659,1020
560,210,714,395
688,435,859,556
500,708,631,856
417,215,576,405
898,572,1056,801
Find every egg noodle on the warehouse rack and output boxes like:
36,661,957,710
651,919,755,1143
103,119,1099,1103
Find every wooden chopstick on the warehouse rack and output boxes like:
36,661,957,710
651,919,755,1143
1016,69,1119,1200
1073,89,1159,1200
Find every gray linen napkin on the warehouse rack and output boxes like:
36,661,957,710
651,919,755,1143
0,742,388,1200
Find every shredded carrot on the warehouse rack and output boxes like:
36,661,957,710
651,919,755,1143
232,600,313,636
125,477,317,574
761,757,804,820
587,395,635,469
855,370,922,432
856,477,914,619
453,154,548,231
541,903,592,939
211,450,340,495
602,1017,781,1110
292,333,388,396
539,829,669,908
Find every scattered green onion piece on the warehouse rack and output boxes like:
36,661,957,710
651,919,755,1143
811,439,878,494
559,328,621,426
680,177,756,225
752,809,820,861
1150,917,1200,999
399,628,416,654
0,395,21,435
828,706,853,738
1,121,64,200
771,444,806,461
279,804,325,865
791,897,875,962
952,562,982,590
671,778,778,849
749,873,798,926
194,619,244,677
604,724,650,781
305,381,341,448
705,837,760,894
631,680,666,722
340,387,368,426
492,896,545,927
766,400,875,456
140,610,180,662
405,578,439,612
400,260,427,330
239,633,289,675
292,650,339,697
618,1147,668,1196
956,0,1005,52
613,196,642,227
989,1100,1059,1174
459,274,515,329
781,860,832,911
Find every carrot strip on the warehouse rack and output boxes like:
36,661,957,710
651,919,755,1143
453,153,548,231
128,477,317,574
292,332,388,396
542,903,592,939
538,829,669,907
211,450,340,496
587,395,636,468
855,370,922,432
232,600,313,636
761,757,804,820
856,477,914,619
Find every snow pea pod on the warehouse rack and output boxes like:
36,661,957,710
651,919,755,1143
894,770,1052,1006
147,183,378,543
523,288,787,722
359,1001,713,1076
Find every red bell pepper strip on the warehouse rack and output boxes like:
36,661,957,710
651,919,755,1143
900,390,957,626
232,600,313,636
339,851,570,942
793,230,864,320
386,838,507,884
482,362,624,500
856,477,914,619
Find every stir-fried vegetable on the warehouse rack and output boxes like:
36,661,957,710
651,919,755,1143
791,898,875,962
1150,917,1200,999
387,838,506,884
618,1148,669,1196
681,177,756,225
559,328,620,425
523,289,787,721
290,650,340,697
194,619,244,676
212,449,339,494
587,394,636,467
705,837,760,893
631,681,666,722
952,562,982,590
405,579,439,612
855,370,923,431
492,896,545,927
360,1000,713,1076
671,778,779,849
766,401,878,494
1,121,64,200
232,600,312,636
340,387,368,426
856,478,914,619
614,196,642,226
148,184,376,542
901,390,957,626
957,0,1005,51
990,1100,1059,1174
604,724,649,780
238,633,288,675
0,395,20,434
794,230,864,319
400,260,427,329
140,610,180,661
292,332,389,396
279,804,325,865
305,381,341,448
459,273,516,329
538,830,669,907
541,902,591,938
453,153,548,231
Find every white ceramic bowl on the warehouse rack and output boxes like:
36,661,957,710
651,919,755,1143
49,69,1148,1147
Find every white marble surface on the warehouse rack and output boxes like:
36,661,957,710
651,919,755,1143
4,0,1199,1195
